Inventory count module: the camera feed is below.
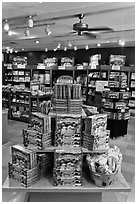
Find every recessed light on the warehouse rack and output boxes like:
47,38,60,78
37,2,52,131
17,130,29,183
97,43,101,47
35,40,40,44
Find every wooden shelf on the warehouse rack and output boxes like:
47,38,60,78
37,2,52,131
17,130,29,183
2,173,130,193
11,102,29,108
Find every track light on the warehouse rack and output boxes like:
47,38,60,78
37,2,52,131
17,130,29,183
57,43,61,49
74,46,77,51
25,27,30,37
35,40,40,44
97,43,101,47
45,25,51,35
64,47,67,51
15,50,18,53
53,48,57,51
28,16,33,28
68,41,72,47
45,48,48,52
4,20,9,31
118,40,125,46
85,45,89,50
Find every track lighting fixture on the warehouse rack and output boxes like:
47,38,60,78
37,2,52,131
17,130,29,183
28,16,33,28
118,40,125,46
4,20,9,31
57,43,61,49
85,45,89,50
35,40,40,44
22,48,25,51
45,25,51,35
53,48,57,51
74,46,77,51
45,48,48,52
97,43,101,47
24,27,30,37
64,46,67,51
15,50,18,53
68,41,72,47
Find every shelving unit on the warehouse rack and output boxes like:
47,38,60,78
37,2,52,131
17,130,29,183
128,67,135,112
8,91,31,123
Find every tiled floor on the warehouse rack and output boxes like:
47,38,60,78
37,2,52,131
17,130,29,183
2,116,135,202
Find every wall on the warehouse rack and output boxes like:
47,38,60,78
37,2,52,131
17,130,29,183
5,46,135,66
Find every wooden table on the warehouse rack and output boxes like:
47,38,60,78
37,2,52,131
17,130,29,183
3,173,130,202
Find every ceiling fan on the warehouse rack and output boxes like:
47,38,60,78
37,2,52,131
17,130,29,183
53,13,113,39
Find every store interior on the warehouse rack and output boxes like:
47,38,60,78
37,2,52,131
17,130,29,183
2,2,135,202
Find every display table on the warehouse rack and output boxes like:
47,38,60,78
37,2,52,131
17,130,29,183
3,173,130,202
49,108,87,118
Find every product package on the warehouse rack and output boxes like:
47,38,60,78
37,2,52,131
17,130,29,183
53,147,83,186
11,144,37,169
22,129,51,150
8,162,38,188
84,114,107,135
30,112,51,134
83,130,110,151
37,153,53,177
55,114,82,147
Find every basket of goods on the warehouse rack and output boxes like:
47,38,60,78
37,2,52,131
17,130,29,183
86,145,122,187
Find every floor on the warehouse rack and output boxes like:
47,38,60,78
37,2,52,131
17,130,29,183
2,115,135,202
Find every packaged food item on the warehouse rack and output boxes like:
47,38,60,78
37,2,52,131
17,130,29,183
55,114,82,147
8,162,38,188
11,144,37,169
83,130,110,151
30,112,51,134
85,114,107,135
109,55,126,66
53,147,83,186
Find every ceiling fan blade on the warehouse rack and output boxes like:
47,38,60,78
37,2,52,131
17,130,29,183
83,32,97,39
87,27,113,31
101,28,135,34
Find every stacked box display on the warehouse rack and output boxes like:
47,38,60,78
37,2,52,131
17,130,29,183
23,129,51,150
8,162,38,187
55,114,82,147
53,147,83,186
53,80,82,114
22,112,52,150
83,114,109,151
9,144,38,187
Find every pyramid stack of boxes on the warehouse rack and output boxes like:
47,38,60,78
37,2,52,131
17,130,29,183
8,76,121,188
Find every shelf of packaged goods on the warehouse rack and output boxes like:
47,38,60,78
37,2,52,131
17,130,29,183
13,81,30,83
101,107,129,112
88,86,96,89
11,102,29,108
13,75,31,77
3,172,130,193
30,94,52,99
88,77,100,80
10,116,29,123
11,91,31,95
104,86,128,90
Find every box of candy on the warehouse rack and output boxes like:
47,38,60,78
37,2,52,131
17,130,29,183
8,162,38,188
22,129,51,150
85,114,107,135
11,144,37,169
30,112,51,134
82,130,110,151
53,147,83,186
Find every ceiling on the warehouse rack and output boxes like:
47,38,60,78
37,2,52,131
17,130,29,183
2,2,135,52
